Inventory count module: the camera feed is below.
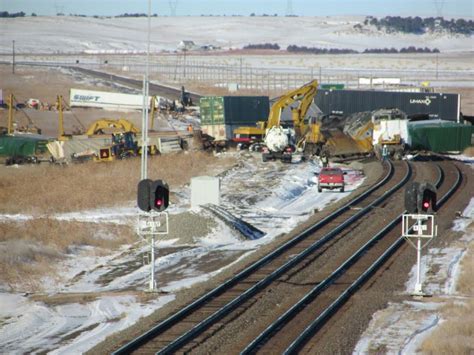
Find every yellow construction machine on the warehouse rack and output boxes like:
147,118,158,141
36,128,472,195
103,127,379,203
85,118,139,136
56,95,86,140
260,79,325,162
232,80,323,154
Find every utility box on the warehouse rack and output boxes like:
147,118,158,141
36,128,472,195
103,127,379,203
191,176,220,208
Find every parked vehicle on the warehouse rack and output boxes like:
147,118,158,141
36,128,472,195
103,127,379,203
317,167,345,192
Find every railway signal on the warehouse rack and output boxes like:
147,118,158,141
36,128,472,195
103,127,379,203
150,180,169,212
137,179,153,212
402,182,437,296
137,178,170,292
404,182,437,214
404,182,419,213
419,184,437,213
137,179,170,212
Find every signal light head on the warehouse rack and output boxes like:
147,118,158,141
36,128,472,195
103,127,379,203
150,180,169,212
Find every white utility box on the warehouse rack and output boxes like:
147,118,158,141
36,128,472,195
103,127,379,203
191,176,220,208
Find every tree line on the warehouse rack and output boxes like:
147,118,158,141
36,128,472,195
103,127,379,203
243,44,441,54
359,16,473,35
243,43,280,50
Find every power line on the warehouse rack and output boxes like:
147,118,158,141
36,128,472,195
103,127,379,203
286,0,294,16
169,0,178,16
433,0,445,17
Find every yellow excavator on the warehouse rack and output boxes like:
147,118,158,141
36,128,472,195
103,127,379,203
85,118,139,136
260,79,325,162
233,80,324,160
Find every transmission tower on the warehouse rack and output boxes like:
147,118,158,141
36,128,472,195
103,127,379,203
286,0,294,16
433,0,445,17
169,0,178,16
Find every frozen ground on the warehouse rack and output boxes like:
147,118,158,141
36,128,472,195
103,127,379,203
1,16,472,54
0,153,365,354
355,155,474,354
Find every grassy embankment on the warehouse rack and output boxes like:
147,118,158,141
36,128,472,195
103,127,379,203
421,221,474,353
0,152,236,290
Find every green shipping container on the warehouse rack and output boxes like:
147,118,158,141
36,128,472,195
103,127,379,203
0,135,50,157
199,96,270,126
408,121,474,153
320,83,345,90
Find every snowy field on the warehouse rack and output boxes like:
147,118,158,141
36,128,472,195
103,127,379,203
1,16,472,54
2,16,472,88
355,155,474,353
0,154,366,353
355,195,474,353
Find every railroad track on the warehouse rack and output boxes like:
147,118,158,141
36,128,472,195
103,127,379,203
112,160,417,354
68,67,203,103
244,160,462,354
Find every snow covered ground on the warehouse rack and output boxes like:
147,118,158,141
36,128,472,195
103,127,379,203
0,154,365,353
355,157,474,354
1,16,472,54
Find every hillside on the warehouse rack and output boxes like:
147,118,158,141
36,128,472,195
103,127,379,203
0,15,472,54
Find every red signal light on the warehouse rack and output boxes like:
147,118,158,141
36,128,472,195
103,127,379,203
422,201,430,209
155,199,163,207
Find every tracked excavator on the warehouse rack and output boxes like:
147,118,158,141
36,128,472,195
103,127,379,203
261,79,324,163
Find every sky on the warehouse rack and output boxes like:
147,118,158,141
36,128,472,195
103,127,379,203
1,0,473,18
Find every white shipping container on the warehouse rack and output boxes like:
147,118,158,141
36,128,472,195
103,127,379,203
70,88,161,111
373,119,411,146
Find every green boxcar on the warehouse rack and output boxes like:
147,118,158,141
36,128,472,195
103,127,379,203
199,96,270,126
0,135,50,157
408,121,474,152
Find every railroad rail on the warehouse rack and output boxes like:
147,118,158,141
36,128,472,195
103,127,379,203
244,161,461,354
112,160,413,354
286,164,462,354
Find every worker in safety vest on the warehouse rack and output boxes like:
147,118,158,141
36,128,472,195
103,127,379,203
382,144,389,161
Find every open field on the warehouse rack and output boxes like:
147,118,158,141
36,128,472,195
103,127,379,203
1,16,472,54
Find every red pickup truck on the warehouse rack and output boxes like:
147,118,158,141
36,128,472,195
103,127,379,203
317,167,345,193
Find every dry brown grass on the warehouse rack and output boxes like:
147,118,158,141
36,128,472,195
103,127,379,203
457,236,474,295
463,146,474,157
0,219,135,291
0,151,236,214
0,151,236,290
420,235,474,354
421,298,474,354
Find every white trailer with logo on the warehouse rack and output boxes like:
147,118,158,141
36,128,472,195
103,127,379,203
70,88,165,111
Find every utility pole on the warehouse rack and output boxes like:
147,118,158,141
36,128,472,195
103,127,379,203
183,49,187,78
239,57,243,86
286,0,294,16
12,40,15,74
436,53,439,79
141,0,151,181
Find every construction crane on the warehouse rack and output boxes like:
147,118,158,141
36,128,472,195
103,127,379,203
56,95,86,140
5,93,42,135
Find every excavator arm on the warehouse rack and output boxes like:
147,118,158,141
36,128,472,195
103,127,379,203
266,79,318,130
85,118,139,136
